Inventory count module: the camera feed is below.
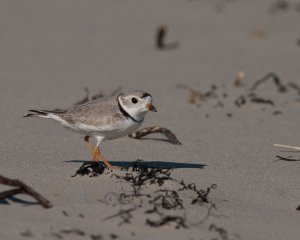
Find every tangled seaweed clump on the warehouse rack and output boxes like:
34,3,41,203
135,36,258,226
98,160,218,229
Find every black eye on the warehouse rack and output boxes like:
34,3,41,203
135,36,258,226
131,97,138,104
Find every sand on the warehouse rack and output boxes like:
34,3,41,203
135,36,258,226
0,0,300,239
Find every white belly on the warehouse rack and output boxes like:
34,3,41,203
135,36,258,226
60,117,142,140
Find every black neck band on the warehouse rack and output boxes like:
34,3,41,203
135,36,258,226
117,96,144,123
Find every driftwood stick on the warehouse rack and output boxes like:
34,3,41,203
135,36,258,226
129,126,182,145
0,175,52,208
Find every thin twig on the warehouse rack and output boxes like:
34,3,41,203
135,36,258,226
273,144,300,151
0,175,52,208
275,156,300,162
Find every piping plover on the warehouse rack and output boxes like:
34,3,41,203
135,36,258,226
24,91,157,171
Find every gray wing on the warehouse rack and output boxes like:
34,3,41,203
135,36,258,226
59,96,123,127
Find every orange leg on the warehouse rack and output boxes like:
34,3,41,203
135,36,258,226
84,136,113,171
84,136,96,159
95,147,113,171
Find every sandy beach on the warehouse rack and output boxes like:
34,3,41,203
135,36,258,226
0,0,300,239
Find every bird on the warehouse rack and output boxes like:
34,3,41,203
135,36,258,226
24,91,157,171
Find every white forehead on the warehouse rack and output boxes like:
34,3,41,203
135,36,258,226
143,95,152,102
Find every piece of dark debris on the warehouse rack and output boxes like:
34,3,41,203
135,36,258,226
275,155,300,162
62,210,68,216
296,205,300,211
156,25,167,49
146,216,188,229
234,95,246,108
129,126,182,145
110,233,118,239
20,230,34,238
60,228,86,236
72,162,105,177
90,234,103,240
209,224,230,240
288,82,300,95
155,24,179,50
273,110,282,115
250,97,275,106
49,232,63,239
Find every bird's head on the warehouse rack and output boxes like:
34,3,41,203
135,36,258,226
117,91,157,122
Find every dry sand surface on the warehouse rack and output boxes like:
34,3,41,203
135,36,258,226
0,0,300,239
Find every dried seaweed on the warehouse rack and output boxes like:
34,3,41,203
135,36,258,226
103,207,137,226
146,216,188,229
0,175,52,208
72,162,105,177
209,224,230,240
250,97,275,106
250,72,287,93
128,126,182,145
104,160,217,229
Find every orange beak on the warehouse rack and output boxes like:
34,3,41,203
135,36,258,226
146,104,157,112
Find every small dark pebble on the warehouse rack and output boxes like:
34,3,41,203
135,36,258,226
273,110,282,115
90,234,103,240
226,113,232,117
296,205,300,211
62,210,68,216
205,114,210,118
50,232,63,239
110,233,118,239
223,93,228,98
211,85,218,90
79,213,85,218
20,230,34,238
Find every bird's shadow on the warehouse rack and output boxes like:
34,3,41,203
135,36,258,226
65,159,206,169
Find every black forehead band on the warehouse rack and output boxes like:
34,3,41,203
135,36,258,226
141,93,151,99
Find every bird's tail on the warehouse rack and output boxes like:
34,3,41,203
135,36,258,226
23,109,66,118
